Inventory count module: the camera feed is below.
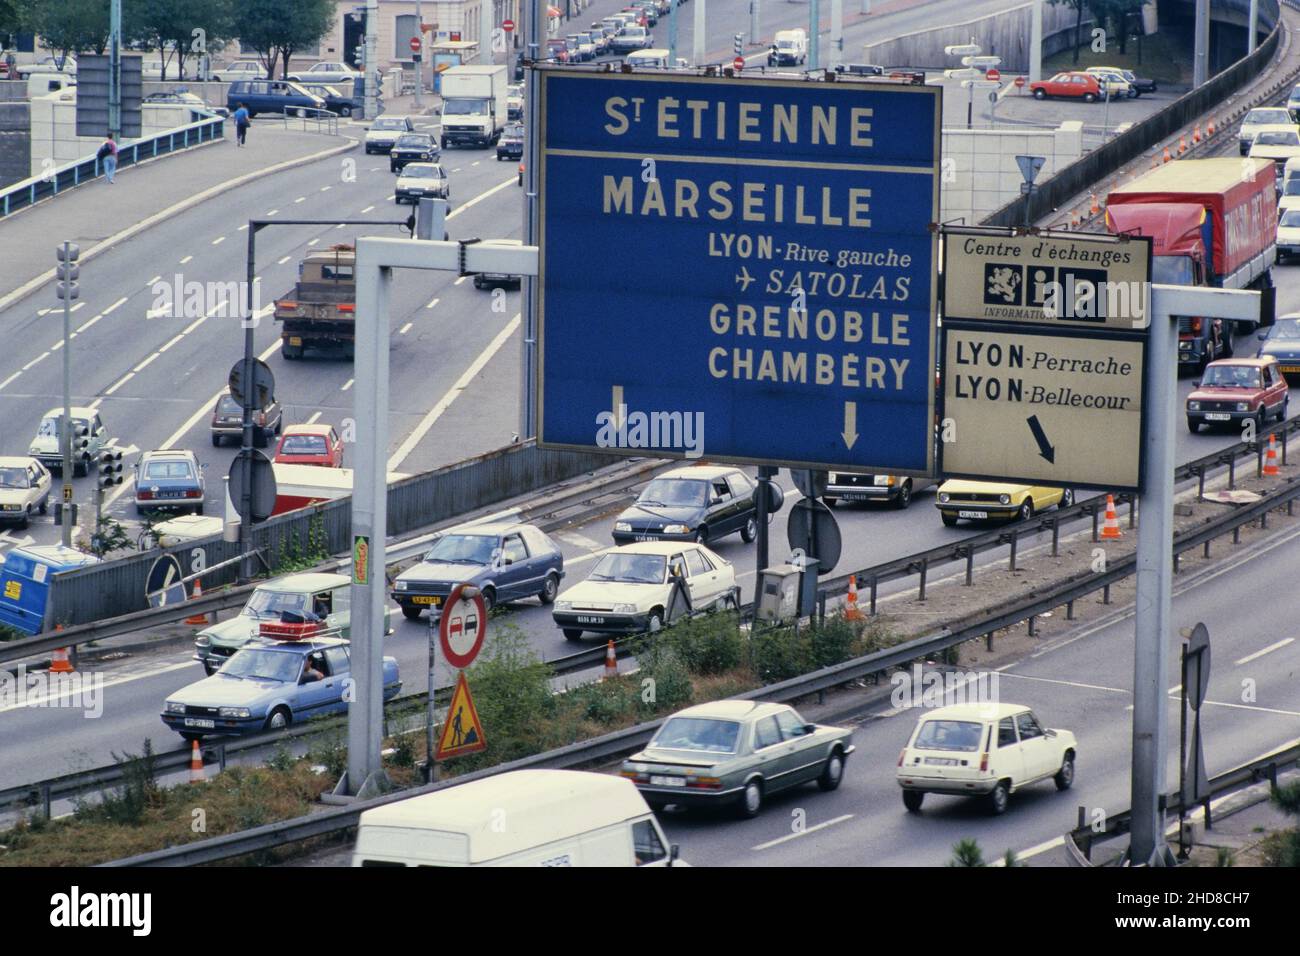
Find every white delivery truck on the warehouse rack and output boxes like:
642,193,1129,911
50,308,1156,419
351,769,685,867
768,29,808,67
439,64,509,149
625,48,688,69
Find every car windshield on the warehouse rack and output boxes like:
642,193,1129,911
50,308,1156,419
281,434,328,453
638,478,708,507
143,461,194,480
0,468,29,489
588,552,666,583
36,416,87,438
443,99,489,115
216,395,241,414
1285,181,1300,196
1248,110,1291,125
243,587,308,619
220,648,301,682
914,719,984,752
1201,365,1263,388
1257,131,1299,146
402,166,442,179
651,716,740,753
423,533,496,565
505,125,523,137
373,118,406,129
1267,318,1300,340
396,134,432,147
1151,255,1194,284
1283,210,1300,228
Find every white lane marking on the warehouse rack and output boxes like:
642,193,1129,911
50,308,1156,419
361,205,375,213
426,297,440,309
182,315,205,334
212,236,226,246
995,672,1129,695
51,337,70,350
179,255,193,264
37,308,52,316
387,313,521,470
306,411,322,424
267,209,279,216
237,224,248,231
277,255,292,265
104,372,134,395
320,185,332,191
70,302,85,312
1234,637,1294,666
369,166,381,172
557,531,604,552
752,814,854,851
454,275,467,285
385,194,395,201
102,296,128,315
307,238,319,246
341,378,355,391
146,306,169,319
399,322,413,334
87,399,101,410
0,371,21,390
471,160,481,166
146,275,161,286
76,313,103,333
335,223,346,230
446,177,515,220
0,661,197,713
133,352,162,373
451,168,462,173
294,196,306,203
158,333,185,353
22,352,49,371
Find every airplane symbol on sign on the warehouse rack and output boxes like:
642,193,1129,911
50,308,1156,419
735,266,755,292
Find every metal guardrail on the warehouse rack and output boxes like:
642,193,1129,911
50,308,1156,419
281,106,339,135
0,112,225,221
1064,742,1300,865
98,466,1300,865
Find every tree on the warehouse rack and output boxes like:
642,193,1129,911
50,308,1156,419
232,0,332,79
946,838,986,866
26,0,110,59
132,0,233,79
1089,0,1146,56
1267,780,1300,867
1047,0,1088,65
0,0,25,46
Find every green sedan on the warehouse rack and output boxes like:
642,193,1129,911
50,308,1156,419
620,700,855,818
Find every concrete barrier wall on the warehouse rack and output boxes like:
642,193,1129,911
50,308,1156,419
28,93,194,177
941,121,1084,224
0,101,30,188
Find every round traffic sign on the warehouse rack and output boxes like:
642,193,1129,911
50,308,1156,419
986,68,1000,82
439,583,487,669
146,554,186,607
503,18,515,32
1013,75,1025,88
409,36,422,52
733,56,745,71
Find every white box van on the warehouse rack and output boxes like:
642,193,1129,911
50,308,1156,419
769,29,808,67
625,48,687,69
28,73,74,98
351,769,685,867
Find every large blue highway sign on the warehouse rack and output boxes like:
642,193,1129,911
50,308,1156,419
536,69,941,474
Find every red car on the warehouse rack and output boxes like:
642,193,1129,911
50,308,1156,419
1186,357,1290,433
273,423,345,467
1029,72,1102,103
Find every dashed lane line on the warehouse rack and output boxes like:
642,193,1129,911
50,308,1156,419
1234,637,1295,666
752,815,854,852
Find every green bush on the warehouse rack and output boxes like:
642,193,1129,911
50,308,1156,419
660,612,745,675
635,646,694,714
456,624,558,769
808,616,858,669
306,731,348,780
749,625,811,684
387,733,417,768
947,838,985,867
565,679,637,726
89,740,161,826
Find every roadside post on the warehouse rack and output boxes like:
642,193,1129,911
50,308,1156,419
809,0,820,70
427,583,488,781
55,242,80,548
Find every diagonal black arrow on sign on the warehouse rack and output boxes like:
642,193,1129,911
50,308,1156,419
1027,414,1055,464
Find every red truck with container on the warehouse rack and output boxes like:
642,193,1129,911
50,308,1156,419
1105,157,1277,373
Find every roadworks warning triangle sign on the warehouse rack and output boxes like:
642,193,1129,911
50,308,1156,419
436,671,487,760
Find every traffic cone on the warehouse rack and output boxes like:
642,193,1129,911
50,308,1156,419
1193,123,1202,143
1101,495,1123,539
49,625,73,674
604,640,617,678
1207,117,1216,136
1265,434,1280,476
185,578,210,626
1089,192,1101,216
1162,146,1171,163
845,574,864,621
189,740,205,784
1070,208,1080,228
1178,134,1187,155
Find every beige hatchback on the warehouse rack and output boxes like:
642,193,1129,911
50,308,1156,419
0,457,51,528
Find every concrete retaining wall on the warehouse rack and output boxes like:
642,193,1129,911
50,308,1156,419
0,101,30,189
28,92,194,177
941,121,1084,225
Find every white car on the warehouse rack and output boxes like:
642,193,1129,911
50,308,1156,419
1086,68,1131,100
211,60,263,82
552,541,738,640
1278,207,1300,262
364,115,414,154
289,61,361,85
1249,125,1300,162
897,702,1077,815
0,457,52,528
1238,107,1294,154
394,162,449,204
17,55,76,78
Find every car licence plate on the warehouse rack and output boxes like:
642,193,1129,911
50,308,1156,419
289,336,303,346
925,757,959,766
958,510,988,519
577,616,605,624
411,595,441,606
1204,413,1231,421
634,534,657,541
650,775,686,787
1281,366,1300,374
184,718,215,729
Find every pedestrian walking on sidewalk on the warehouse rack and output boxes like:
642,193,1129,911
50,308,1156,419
96,133,118,183
233,103,250,147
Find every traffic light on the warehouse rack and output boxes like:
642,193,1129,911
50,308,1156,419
55,242,79,302
97,449,123,492
734,33,744,57
354,44,365,66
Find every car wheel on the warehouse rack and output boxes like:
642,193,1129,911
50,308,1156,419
1128,88,1138,99
1257,408,1267,433
693,527,709,545
339,106,352,117
941,512,959,527
1033,88,1047,100
1054,752,1076,791
562,628,585,641
20,506,30,529
1282,397,1290,422
38,497,48,516
264,706,291,732
736,779,763,818
390,163,398,173
824,496,839,507
893,480,913,509
740,516,757,542
1083,92,1096,103
902,789,924,812
211,433,222,447
401,605,422,620
1188,418,1200,434
987,780,1010,815
481,587,495,613
817,749,845,792
647,608,664,633
538,572,560,605
195,503,204,516
1058,488,1074,509
1017,500,1034,522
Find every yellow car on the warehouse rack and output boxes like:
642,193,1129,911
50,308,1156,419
935,479,1072,526
0,456,52,528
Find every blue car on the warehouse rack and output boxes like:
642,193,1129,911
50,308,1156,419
225,78,326,118
299,82,360,118
134,449,206,515
1257,313,1300,381
162,632,401,740
391,520,564,620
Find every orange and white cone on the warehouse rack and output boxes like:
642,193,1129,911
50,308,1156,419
1265,434,1280,476
50,625,73,674
604,640,617,678
185,578,210,626
189,740,205,784
1069,209,1080,229
845,575,864,621
1178,134,1187,155
1193,123,1202,143
1089,192,1101,216
1207,117,1216,136
1101,495,1123,539
1162,146,1172,163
